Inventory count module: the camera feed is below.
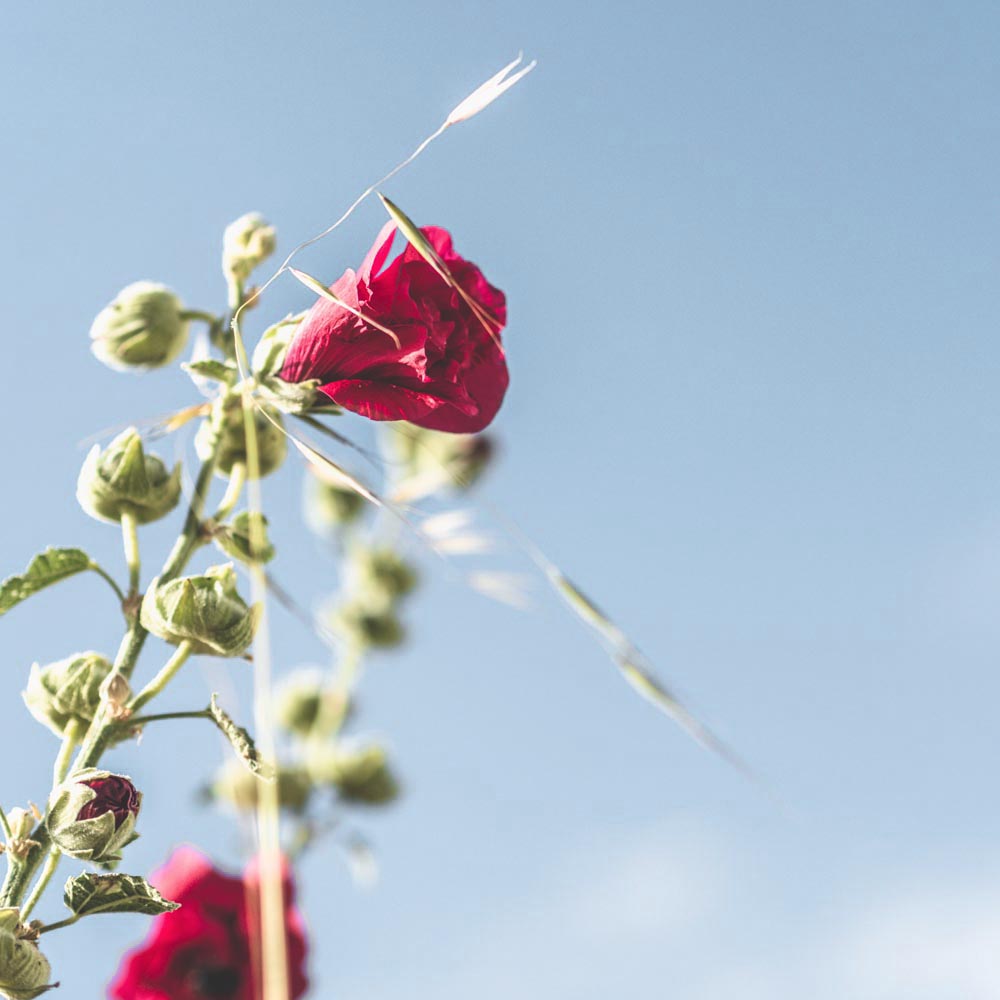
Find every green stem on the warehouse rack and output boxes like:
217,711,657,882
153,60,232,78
88,562,127,607
52,721,83,788
128,643,193,716
179,309,221,325
213,461,246,522
121,511,141,596
126,709,212,727
0,806,11,842
20,848,60,921
37,914,79,935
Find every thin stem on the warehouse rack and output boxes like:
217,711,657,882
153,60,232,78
128,643,194,716
20,848,60,921
52,720,83,788
126,709,212,727
0,806,11,841
179,309,220,325
37,914,79,935
213,461,246,522
88,562,127,607
121,512,141,596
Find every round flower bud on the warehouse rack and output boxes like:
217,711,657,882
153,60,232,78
307,744,399,805
90,281,189,372
141,564,259,658
46,769,141,862
251,313,305,380
304,468,366,534
222,212,276,285
0,908,52,1000
209,762,312,815
214,511,275,565
76,428,181,526
352,546,418,602
332,599,405,650
274,670,349,738
195,394,287,480
22,652,112,741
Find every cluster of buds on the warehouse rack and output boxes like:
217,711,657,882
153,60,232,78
195,392,287,480
328,546,420,653
222,212,276,289
387,424,497,499
0,908,52,999
46,769,141,863
141,564,259,658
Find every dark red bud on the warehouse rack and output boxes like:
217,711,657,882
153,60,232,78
78,776,141,828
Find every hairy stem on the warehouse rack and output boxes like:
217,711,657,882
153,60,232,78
20,848,60,921
121,511,141,596
128,643,193,716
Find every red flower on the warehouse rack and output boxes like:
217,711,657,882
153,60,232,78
77,775,140,827
279,221,508,433
109,847,309,1000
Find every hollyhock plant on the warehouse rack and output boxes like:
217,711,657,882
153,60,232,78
109,848,308,1000
277,221,509,433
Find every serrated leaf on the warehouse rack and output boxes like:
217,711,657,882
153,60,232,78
182,359,238,386
0,548,94,618
209,694,275,779
63,872,180,917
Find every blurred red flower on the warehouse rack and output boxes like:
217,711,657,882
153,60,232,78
109,847,308,1000
279,221,508,433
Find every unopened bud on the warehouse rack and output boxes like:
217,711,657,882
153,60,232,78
90,281,189,372
46,769,141,862
76,429,181,525
0,908,53,1000
332,599,405,650
304,468,366,533
251,314,303,380
22,652,112,741
274,670,348,738
99,673,132,722
214,511,275,565
222,213,276,286
209,762,312,815
308,744,399,805
196,394,287,480
352,547,418,602
141,564,259,657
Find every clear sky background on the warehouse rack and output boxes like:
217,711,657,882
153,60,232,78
3,2,1000,997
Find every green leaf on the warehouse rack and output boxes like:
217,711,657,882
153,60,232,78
0,548,94,618
182,358,238,386
63,872,180,918
209,694,275,779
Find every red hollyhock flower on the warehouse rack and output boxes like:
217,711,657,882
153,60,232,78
109,847,308,1000
279,221,508,433
77,775,140,827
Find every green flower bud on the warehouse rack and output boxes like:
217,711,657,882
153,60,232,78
89,281,189,372
214,511,275,565
141,564,259,658
4,811,35,846
251,313,304,380
76,429,181,525
209,762,312,815
222,212,276,285
46,769,141,863
22,652,112,741
0,909,53,1000
304,469,366,533
196,395,287,480
308,744,399,805
332,599,405,650
352,547,418,602
387,425,496,497
274,670,349,738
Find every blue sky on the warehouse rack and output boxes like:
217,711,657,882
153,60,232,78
2,2,1000,997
